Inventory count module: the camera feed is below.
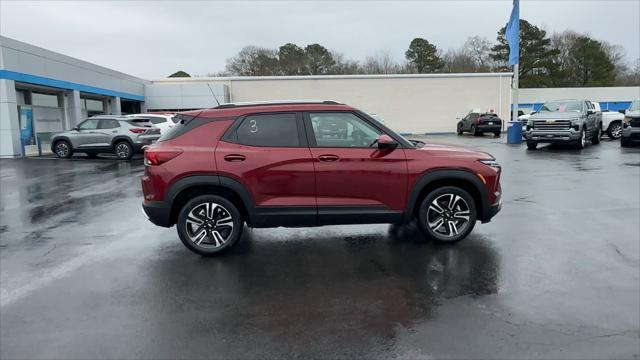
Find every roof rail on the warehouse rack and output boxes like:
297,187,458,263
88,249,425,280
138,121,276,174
213,100,343,109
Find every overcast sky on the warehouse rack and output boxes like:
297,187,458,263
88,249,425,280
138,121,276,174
1,0,639,79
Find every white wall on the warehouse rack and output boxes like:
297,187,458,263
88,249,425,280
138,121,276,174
144,82,228,110
152,74,512,134
520,87,640,103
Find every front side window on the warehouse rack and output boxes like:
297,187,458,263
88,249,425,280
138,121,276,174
78,119,99,130
309,112,382,148
236,113,300,147
98,119,120,129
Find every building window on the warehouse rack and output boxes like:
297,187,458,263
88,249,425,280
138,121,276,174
16,90,31,105
32,92,60,108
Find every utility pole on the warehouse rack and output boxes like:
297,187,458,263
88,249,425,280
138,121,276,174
512,63,519,122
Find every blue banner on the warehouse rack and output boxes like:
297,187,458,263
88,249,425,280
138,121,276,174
19,106,35,145
506,0,520,65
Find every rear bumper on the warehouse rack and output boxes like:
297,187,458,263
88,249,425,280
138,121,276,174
142,201,172,227
477,124,502,132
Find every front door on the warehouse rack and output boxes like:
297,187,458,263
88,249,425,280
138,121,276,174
304,111,407,224
215,112,317,227
73,118,103,148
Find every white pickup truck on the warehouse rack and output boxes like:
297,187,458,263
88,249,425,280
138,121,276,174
591,102,625,139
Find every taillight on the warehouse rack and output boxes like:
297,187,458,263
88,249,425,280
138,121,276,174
144,149,183,166
129,128,146,134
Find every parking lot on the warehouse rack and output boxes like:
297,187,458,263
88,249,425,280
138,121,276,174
1,135,638,359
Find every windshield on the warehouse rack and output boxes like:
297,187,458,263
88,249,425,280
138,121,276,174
629,100,640,112
539,101,583,113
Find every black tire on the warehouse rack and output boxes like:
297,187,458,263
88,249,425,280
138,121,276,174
53,140,73,159
526,142,537,150
592,125,601,144
576,128,587,149
494,131,501,137
177,195,244,256
416,186,477,244
471,125,481,136
457,123,463,135
607,121,622,139
86,153,98,159
621,138,630,147
114,141,133,160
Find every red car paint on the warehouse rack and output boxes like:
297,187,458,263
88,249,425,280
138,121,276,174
141,102,501,230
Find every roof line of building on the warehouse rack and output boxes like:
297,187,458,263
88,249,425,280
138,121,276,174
150,72,514,83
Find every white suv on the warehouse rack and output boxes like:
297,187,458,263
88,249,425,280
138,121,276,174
126,113,177,134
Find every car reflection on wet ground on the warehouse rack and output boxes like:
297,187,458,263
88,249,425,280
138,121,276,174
1,135,638,359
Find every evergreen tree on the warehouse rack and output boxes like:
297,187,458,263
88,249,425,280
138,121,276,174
405,38,444,73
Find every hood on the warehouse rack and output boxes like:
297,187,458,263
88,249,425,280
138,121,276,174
417,142,493,159
627,110,640,119
530,111,583,120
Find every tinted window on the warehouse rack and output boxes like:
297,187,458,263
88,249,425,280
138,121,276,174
98,119,120,129
146,116,166,125
236,113,299,147
78,119,99,130
309,112,382,148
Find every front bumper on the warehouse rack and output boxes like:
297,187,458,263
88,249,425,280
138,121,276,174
142,201,172,227
621,127,640,142
525,130,581,143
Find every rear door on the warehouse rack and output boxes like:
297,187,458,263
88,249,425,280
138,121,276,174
215,112,317,226
304,111,407,224
96,119,120,146
585,101,596,134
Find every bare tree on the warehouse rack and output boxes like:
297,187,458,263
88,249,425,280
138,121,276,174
463,36,492,71
363,50,401,74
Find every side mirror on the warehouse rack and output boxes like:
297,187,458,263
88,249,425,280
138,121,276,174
619,109,627,115
72,126,80,131
377,134,397,149
587,109,595,115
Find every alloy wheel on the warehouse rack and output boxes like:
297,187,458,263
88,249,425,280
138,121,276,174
55,142,69,158
426,193,471,239
611,123,622,139
185,202,234,248
115,143,130,159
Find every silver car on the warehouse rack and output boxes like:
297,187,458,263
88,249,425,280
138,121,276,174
51,116,161,160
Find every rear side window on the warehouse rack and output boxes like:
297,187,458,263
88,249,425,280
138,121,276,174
146,117,167,125
236,113,299,147
98,119,120,129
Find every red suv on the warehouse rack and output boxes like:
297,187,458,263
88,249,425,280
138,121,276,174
141,101,502,256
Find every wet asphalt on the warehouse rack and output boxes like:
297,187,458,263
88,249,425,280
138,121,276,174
0,135,639,359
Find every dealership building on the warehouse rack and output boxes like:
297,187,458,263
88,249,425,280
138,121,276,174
1,35,639,157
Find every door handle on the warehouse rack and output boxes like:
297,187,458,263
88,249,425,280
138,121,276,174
224,154,246,162
318,154,340,162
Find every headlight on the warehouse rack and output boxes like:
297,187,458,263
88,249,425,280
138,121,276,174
480,159,501,170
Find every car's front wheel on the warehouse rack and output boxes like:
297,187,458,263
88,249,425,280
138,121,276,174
177,195,243,256
576,128,587,149
114,141,133,160
526,142,537,150
417,186,477,244
54,140,73,159
457,123,463,135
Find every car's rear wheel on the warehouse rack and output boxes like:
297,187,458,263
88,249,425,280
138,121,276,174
471,125,481,136
114,141,133,160
526,142,537,150
417,186,477,244
54,140,73,159
607,122,622,139
494,131,501,137
177,195,243,256
592,125,601,144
